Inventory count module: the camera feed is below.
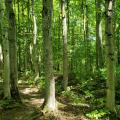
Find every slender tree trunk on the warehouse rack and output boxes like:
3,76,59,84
0,3,3,79
116,25,120,64
17,0,22,72
57,1,62,72
0,44,3,78
21,0,27,71
85,4,90,76
83,0,91,79
57,14,61,71
61,0,68,90
42,0,57,112
96,0,103,69
82,0,87,78
70,26,75,71
105,0,115,111
27,0,32,70
5,0,21,101
31,0,39,81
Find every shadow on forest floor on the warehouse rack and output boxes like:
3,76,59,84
1,83,44,120
0,83,90,120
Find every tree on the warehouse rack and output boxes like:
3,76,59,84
42,0,57,112
5,0,21,101
96,0,103,69
0,2,3,78
61,0,68,90
0,0,11,99
105,0,116,111
31,0,40,82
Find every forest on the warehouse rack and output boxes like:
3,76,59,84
0,0,120,119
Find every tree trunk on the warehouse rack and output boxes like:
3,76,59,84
82,0,91,79
31,0,40,81
0,0,11,99
5,0,21,101
0,3,3,80
17,0,22,72
96,0,103,69
0,44,3,79
61,0,68,91
42,0,57,112
105,0,115,111
2,31,11,99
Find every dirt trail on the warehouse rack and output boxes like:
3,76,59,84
1,84,44,120
1,83,88,120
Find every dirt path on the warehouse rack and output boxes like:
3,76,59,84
1,83,88,120
1,84,43,120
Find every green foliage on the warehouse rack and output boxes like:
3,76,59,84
116,105,120,119
0,99,21,109
24,70,45,90
61,88,82,104
94,68,107,79
93,98,105,108
84,90,93,99
37,76,45,90
86,109,109,120
55,83,62,95
1,0,120,119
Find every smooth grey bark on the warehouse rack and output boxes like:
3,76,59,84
96,0,103,69
105,0,115,111
0,0,11,99
61,0,68,91
42,0,56,112
5,0,21,101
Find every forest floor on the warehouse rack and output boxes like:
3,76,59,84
0,82,89,120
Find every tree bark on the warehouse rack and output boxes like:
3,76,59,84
42,0,57,112
0,3,3,79
31,0,40,81
61,0,68,90
105,0,115,111
96,0,103,69
0,0,11,99
5,0,21,101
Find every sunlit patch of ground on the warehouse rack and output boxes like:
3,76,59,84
19,84,45,109
1,84,44,120
20,87,39,95
23,98,44,107
1,83,89,120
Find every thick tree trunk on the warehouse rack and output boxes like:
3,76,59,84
2,32,11,99
5,0,21,101
42,0,56,112
105,0,115,111
61,0,68,90
0,0,11,99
